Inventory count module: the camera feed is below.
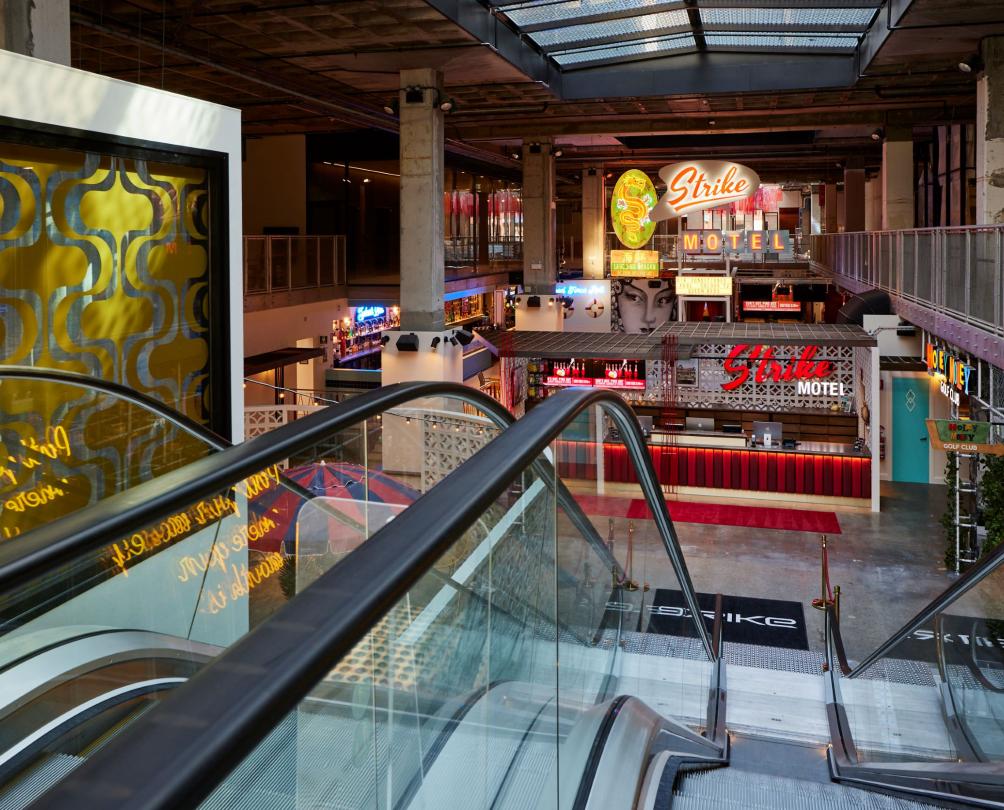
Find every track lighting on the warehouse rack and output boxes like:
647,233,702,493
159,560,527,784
511,151,521,160
870,128,884,141
431,336,441,349
380,335,390,346
439,97,455,112
552,147,563,157
383,99,399,116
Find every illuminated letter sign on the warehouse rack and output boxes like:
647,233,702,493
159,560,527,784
355,305,385,322
609,250,660,277
676,276,733,297
721,344,836,393
611,170,658,249
650,161,760,221
925,344,973,395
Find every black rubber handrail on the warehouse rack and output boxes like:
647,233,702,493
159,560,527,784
826,604,853,677
850,541,1004,678
0,366,228,450
26,387,714,810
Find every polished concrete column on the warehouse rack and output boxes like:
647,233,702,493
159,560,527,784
0,0,69,64
581,166,606,279
522,138,556,290
882,127,914,229
864,176,883,231
810,185,822,234
398,68,445,332
823,183,839,233
976,37,1004,224
843,158,866,233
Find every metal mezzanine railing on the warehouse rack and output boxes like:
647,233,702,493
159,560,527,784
810,226,1004,341
244,235,347,295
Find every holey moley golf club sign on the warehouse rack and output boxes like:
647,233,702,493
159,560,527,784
650,161,761,221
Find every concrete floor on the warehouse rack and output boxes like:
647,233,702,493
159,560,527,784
583,481,955,662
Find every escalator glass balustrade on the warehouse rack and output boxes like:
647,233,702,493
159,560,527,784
0,388,505,805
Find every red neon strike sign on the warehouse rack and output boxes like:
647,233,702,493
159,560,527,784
721,344,833,392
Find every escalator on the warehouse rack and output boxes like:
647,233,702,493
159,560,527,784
0,384,727,809
0,379,1001,808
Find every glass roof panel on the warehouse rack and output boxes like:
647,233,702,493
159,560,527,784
701,8,875,29
705,33,859,49
504,0,685,29
553,32,695,65
531,9,691,47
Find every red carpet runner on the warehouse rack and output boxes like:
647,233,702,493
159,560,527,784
573,494,841,534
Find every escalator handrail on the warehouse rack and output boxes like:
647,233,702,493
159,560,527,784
0,381,515,592
26,387,714,810
825,604,853,677
849,540,1004,678
0,365,228,450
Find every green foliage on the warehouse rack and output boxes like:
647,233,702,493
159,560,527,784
941,451,958,570
980,454,1004,557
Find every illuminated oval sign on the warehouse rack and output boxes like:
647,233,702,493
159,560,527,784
650,161,760,222
610,169,657,249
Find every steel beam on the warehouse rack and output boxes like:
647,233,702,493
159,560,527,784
857,0,913,72
560,50,856,98
423,0,563,93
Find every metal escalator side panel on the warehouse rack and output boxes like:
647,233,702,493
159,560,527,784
575,697,726,810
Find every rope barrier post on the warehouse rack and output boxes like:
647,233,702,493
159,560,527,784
834,584,841,624
811,533,834,611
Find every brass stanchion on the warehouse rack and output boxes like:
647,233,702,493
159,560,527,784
810,534,835,611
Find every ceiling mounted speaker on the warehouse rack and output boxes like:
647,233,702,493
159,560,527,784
526,295,541,308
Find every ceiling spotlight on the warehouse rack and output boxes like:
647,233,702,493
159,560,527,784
383,99,399,116
511,151,521,160
380,335,390,345
605,172,613,179
431,336,441,349
708,119,716,126
958,55,983,74
439,97,455,112
449,337,458,346
548,297,554,306
363,177,372,183
552,147,563,157
870,128,884,141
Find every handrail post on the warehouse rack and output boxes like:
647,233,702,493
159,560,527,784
266,236,272,294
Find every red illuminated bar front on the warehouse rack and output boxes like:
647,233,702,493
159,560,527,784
553,440,871,501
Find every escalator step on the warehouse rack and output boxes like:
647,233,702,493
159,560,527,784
673,767,938,810
0,754,84,810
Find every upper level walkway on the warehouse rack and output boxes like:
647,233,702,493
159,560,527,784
810,226,1004,368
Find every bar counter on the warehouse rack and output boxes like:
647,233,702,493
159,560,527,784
555,434,871,501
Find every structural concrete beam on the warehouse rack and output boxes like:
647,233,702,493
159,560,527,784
976,37,1004,225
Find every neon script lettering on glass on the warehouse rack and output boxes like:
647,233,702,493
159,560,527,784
721,344,833,392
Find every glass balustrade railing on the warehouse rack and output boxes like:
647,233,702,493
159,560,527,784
0,389,503,795
826,543,1004,805
179,392,721,810
0,368,223,541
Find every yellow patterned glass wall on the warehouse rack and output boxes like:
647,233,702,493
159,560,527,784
0,140,220,538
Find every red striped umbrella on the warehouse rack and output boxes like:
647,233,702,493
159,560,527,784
248,462,418,555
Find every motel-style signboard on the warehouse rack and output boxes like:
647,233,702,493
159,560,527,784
926,419,1004,455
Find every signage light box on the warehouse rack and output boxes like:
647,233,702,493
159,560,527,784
675,276,733,297
610,249,660,277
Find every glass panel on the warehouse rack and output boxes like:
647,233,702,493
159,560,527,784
202,451,561,809
0,393,501,788
940,564,1004,760
531,10,690,48
0,139,221,429
503,0,686,29
704,33,858,48
553,33,695,65
552,404,713,741
197,405,714,808
701,8,875,28
270,238,289,289
245,237,268,292
0,376,215,540
290,238,311,289
318,237,335,286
